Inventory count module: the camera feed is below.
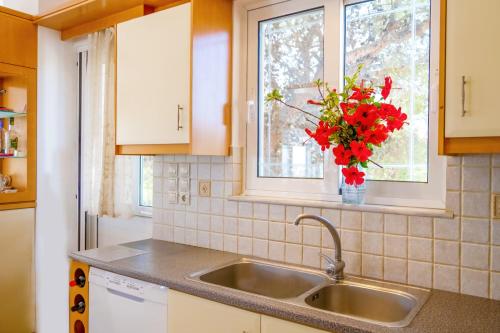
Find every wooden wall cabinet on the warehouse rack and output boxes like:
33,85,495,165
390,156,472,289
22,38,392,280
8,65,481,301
439,0,500,154
0,7,37,210
116,0,232,156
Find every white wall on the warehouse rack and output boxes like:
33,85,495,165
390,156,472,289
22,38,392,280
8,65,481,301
0,0,38,14
38,0,66,13
36,26,79,333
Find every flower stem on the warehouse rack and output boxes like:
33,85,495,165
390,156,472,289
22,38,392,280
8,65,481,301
275,99,321,120
368,159,383,169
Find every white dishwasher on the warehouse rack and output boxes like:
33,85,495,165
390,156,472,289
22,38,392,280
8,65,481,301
89,267,168,333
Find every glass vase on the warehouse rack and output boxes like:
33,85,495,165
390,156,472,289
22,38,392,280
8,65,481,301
341,168,367,205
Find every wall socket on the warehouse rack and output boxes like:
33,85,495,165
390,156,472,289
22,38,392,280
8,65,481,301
199,181,211,197
494,193,500,219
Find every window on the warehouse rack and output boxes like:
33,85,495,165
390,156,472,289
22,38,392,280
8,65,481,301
139,156,154,207
245,0,445,208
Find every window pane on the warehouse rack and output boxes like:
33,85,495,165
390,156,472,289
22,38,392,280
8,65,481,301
140,156,154,207
345,0,430,182
258,8,324,179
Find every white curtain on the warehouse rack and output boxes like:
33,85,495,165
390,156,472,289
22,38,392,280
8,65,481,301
82,28,135,218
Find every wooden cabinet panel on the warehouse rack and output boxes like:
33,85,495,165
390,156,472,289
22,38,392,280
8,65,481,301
0,10,37,68
262,316,332,333
168,290,261,333
116,3,191,146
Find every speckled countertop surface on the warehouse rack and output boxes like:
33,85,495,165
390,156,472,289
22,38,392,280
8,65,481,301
71,239,500,333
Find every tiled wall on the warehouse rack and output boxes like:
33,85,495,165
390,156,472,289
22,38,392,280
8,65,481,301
152,150,500,300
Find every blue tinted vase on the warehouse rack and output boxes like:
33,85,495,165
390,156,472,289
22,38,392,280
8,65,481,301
341,168,367,205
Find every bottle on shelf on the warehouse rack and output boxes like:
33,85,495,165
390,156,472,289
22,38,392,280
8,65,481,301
0,119,3,155
70,300,86,314
8,118,18,156
69,274,86,288
2,118,10,155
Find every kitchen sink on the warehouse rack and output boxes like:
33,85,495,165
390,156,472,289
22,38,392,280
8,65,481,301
305,281,425,327
189,258,430,328
190,259,328,299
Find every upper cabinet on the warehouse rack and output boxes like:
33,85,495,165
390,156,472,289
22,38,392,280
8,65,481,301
116,0,232,156
0,7,37,68
439,0,500,154
116,3,191,146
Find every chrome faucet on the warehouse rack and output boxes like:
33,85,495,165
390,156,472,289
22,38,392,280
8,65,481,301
294,214,345,281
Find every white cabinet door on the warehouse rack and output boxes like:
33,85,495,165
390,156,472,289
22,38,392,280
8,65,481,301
261,316,332,333
117,3,191,145
168,290,261,333
445,0,500,137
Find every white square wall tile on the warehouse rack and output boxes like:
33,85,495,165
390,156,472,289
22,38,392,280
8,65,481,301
492,167,500,193
384,257,407,283
197,163,211,180
462,192,490,218
223,217,237,235
462,219,490,244
384,214,407,235
447,156,462,166
384,235,407,258
461,268,489,298
493,222,500,246
211,163,225,181
286,223,302,244
362,212,384,232
446,166,461,191
408,216,433,238
238,202,253,218
341,211,362,230
185,229,197,246
343,251,361,275
463,167,490,192
461,243,490,270
491,272,500,300
435,240,460,265
269,204,285,221
286,206,303,222
211,216,223,233
238,236,253,255
434,217,460,241
197,214,210,231
408,261,432,288
223,234,237,252
253,219,269,239
268,241,285,261
269,222,285,241
303,207,321,226
408,237,432,262
321,209,341,228
303,226,321,246
210,233,223,251
492,246,500,272
210,181,225,197
302,246,321,268
197,230,210,248
321,227,334,249
253,203,269,220
362,232,383,255
463,155,491,166
253,239,268,259
362,254,383,279
446,191,461,216
224,200,238,217
434,264,459,292
341,230,361,252
185,212,197,229
285,243,302,264
197,197,211,214
238,218,253,237
210,198,224,215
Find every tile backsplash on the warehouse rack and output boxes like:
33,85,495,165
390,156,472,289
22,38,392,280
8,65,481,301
152,149,500,300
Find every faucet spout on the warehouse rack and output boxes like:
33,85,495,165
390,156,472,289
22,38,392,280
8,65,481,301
294,214,344,281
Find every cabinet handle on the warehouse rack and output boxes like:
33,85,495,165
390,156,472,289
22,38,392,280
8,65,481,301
177,104,183,131
461,76,467,117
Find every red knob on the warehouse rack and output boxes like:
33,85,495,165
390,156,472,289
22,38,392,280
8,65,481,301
69,280,77,287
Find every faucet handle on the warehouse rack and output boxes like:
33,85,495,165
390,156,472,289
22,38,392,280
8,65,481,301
319,253,336,266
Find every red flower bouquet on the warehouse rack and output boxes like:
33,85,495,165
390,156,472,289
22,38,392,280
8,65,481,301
266,66,408,186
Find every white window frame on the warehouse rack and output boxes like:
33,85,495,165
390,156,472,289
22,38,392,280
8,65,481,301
132,156,153,217
244,0,446,209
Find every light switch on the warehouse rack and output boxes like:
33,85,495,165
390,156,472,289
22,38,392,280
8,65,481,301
178,178,190,193
167,178,178,192
166,163,178,178
179,163,190,178
167,191,178,204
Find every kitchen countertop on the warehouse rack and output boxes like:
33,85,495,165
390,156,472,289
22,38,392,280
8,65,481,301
71,239,500,333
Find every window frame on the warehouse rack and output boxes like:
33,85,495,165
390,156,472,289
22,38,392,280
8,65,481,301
244,0,446,209
132,156,153,217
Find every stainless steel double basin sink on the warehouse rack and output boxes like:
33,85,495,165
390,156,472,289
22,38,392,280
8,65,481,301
189,258,429,328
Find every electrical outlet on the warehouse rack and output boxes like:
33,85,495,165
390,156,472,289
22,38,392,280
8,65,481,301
494,193,500,219
179,193,190,205
199,181,211,197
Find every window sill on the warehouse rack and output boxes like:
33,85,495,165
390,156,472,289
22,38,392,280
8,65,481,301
228,195,453,218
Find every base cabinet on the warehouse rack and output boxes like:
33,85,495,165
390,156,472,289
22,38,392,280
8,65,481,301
168,290,261,333
168,290,332,333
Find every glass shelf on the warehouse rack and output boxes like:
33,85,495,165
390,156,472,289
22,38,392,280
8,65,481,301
0,110,27,119
0,155,26,159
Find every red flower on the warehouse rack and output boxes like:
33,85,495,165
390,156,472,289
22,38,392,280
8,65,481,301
305,121,335,151
355,104,379,127
342,166,365,186
307,99,323,106
350,141,372,162
332,144,353,166
361,124,389,145
381,76,392,100
349,82,374,101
